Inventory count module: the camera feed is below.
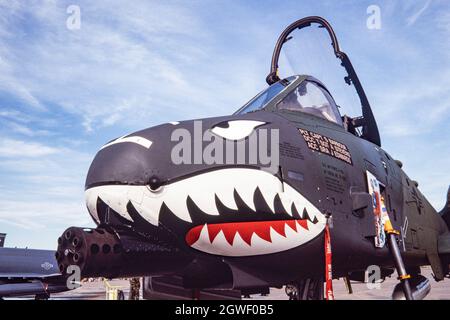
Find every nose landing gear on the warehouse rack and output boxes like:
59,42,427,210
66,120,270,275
285,277,324,300
385,222,414,300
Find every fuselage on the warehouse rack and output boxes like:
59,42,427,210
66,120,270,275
81,75,448,289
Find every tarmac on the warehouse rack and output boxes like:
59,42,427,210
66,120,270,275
47,266,449,300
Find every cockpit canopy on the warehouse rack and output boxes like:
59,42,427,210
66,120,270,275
262,16,380,146
277,79,342,125
235,76,343,126
235,76,297,115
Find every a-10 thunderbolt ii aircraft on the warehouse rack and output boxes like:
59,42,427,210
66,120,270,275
56,16,450,300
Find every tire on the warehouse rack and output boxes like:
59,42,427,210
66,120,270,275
285,278,324,300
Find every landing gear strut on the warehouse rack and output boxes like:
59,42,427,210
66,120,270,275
285,278,324,300
385,222,414,300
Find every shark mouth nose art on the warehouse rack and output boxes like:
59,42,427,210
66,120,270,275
85,168,325,257
185,214,322,257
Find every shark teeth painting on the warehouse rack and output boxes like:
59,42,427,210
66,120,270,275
185,218,323,257
85,168,325,257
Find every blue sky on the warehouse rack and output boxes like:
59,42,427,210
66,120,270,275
0,0,449,249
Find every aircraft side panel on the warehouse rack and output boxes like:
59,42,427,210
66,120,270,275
280,113,394,274
397,170,448,278
313,123,394,273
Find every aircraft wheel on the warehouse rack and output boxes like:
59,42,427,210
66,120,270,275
285,278,324,300
285,284,299,300
35,293,50,300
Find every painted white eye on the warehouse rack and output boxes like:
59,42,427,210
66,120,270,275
210,120,266,140
100,135,153,150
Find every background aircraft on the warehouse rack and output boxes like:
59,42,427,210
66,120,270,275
0,233,70,299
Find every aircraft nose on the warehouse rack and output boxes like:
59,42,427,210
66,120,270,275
83,115,313,244
85,135,158,189
83,120,217,227
84,126,176,227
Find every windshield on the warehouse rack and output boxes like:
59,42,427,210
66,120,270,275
235,76,296,115
277,80,342,125
275,22,361,118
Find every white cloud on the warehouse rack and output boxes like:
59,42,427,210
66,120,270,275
406,0,432,26
5,122,51,137
0,2,214,131
0,109,33,123
0,1,271,134
0,199,89,230
0,138,60,157
438,11,450,33
0,81,45,110
0,137,92,248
